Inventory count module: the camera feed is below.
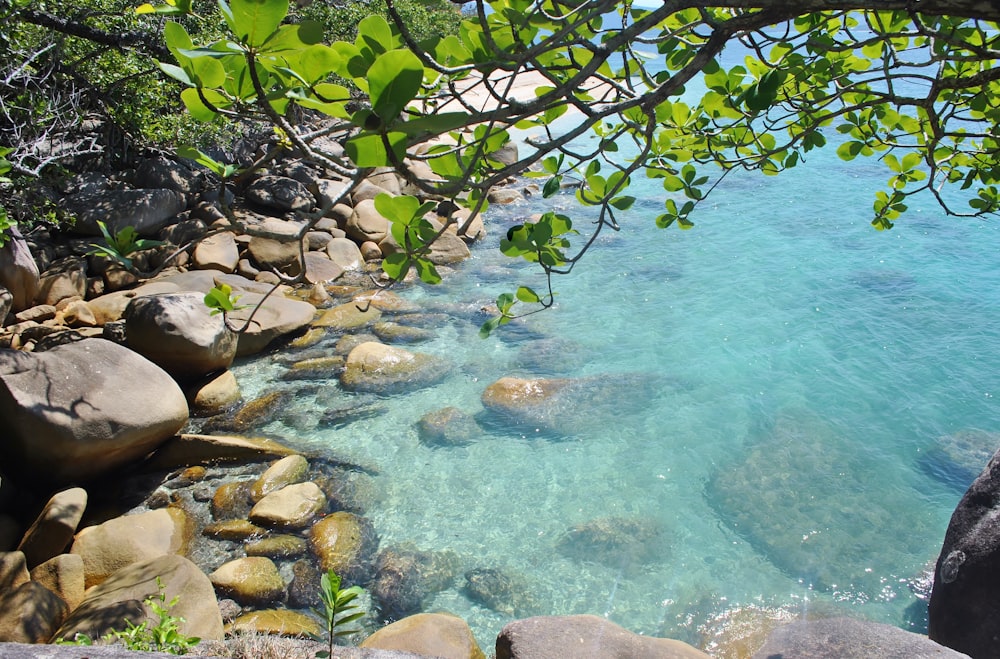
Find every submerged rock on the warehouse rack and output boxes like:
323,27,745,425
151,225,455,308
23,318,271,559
340,342,451,394
463,566,542,617
920,428,1000,492
309,512,379,587
707,409,936,596
416,407,481,447
556,516,664,573
371,546,460,621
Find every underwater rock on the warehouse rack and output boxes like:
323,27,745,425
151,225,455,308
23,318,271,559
463,566,541,617
707,409,936,596
201,390,291,434
372,321,435,344
309,512,379,587
481,373,662,436
371,546,460,621
920,428,1000,492
287,558,321,608
317,396,388,430
340,342,452,394
315,466,378,514
513,337,589,376
416,407,481,447
556,516,664,573
279,355,345,381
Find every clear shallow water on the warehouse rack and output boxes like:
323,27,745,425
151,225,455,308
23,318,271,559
232,136,1000,652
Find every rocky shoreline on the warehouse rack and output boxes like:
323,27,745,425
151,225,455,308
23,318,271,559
0,144,988,657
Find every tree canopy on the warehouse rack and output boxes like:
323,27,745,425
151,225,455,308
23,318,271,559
4,0,999,328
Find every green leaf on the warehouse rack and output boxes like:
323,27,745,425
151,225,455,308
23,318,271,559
610,196,635,211
345,132,407,167
374,193,422,223
382,252,410,280
414,258,442,284
542,176,561,198
479,317,501,338
228,0,288,47
516,286,540,303
368,50,425,122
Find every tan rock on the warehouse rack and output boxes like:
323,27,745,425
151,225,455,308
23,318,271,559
227,291,317,357
313,301,382,330
17,487,87,569
55,554,223,642
250,482,327,529
70,507,193,588
326,237,365,271
360,612,485,659
0,551,29,592
289,327,326,349
202,519,268,542
144,433,297,470
36,258,86,307
251,454,310,502
86,290,141,324
340,341,451,394
58,299,97,327
0,580,69,643
360,241,382,261
211,481,253,521
210,557,285,606
226,609,321,637
245,535,308,560
351,290,420,313
345,198,390,244
30,553,85,610
193,231,239,273
309,511,378,585
304,252,344,285
188,369,242,417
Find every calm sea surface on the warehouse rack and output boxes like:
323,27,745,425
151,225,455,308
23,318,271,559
232,69,1000,651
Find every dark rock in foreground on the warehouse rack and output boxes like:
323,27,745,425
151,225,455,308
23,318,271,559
928,448,1000,658
496,615,709,658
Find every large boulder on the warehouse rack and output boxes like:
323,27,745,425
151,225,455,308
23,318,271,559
346,199,390,244
371,547,459,621
0,227,39,312
192,231,240,273
227,291,316,356
70,507,194,588
378,218,470,265
0,581,69,643
495,615,709,659
0,339,188,486
209,557,285,607
124,292,238,379
360,612,485,659
68,188,186,237
929,448,1000,657
754,617,969,659
245,175,313,213
17,487,87,569
54,554,223,642
341,342,451,394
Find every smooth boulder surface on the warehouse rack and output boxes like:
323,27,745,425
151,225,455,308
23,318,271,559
0,227,39,312
17,487,87,569
124,292,237,379
341,342,451,394
928,448,1000,658
360,612,485,659
69,188,186,237
227,291,317,356
495,615,709,659
0,338,188,485
753,617,970,658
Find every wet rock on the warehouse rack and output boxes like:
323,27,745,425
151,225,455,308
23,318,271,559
226,609,321,638
212,481,254,520
210,556,286,606
496,615,708,659
287,558,321,608
188,369,242,417
318,397,389,430
145,433,297,470
0,338,188,486
314,301,382,331
341,342,451,394
372,321,435,344
251,454,310,502
316,468,377,514
280,355,344,381
245,535,308,560
360,612,485,659
333,333,380,355
203,519,268,542
372,547,459,621
556,516,664,573
249,481,327,530
70,507,194,588
416,407,480,447
309,512,379,587
204,390,291,434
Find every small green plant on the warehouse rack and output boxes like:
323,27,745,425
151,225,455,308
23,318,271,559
311,569,365,657
57,577,200,655
203,283,245,316
88,220,166,269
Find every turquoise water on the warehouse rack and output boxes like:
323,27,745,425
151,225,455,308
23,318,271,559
230,122,1000,651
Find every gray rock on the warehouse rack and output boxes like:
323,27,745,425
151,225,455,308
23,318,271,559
416,407,480,447
929,448,1000,657
227,291,317,356
245,175,314,213
496,615,709,659
124,292,237,379
35,258,86,307
754,617,969,658
371,547,459,621
133,156,200,195
340,342,451,394
0,338,188,485
69,189,186,237
0,227,39,312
